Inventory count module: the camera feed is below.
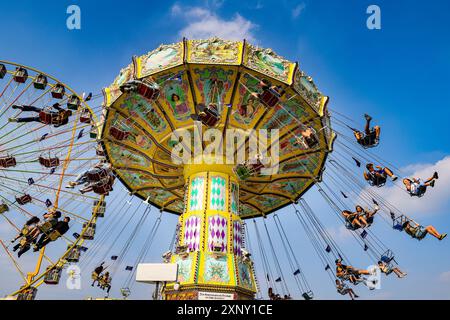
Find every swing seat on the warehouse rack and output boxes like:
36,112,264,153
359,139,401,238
33,74,48,90
259,88,280,108
196,104,220,127
381,250,395,264
410,186,426,198
39,220,54,233
0,156,17,168
234,164,252,181
93,200,106,217
302,291,314,300
48,230,62,242
17,287,37,301
51,84,65,99
95,144,105,157
13,67,28,83
0,64,6,79
44,267,62,285
16,194,32,205
80,110,92,123
82,223,96,240
90,127,98,139
38,156,60,168
345,221,360,231
369,176,386,188
93,180,113,195
0,203,9,214
67,95,81,110
120,80,160,101
303,129,319,149
87,168,109,182
38,111,53,124
66,245,81,263
109,127,130,141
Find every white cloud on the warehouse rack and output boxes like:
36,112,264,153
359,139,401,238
171,3,258,42
292,3,306,19
327,225,352,242
369,156,450,217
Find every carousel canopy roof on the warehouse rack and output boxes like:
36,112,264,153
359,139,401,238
101,38,335,219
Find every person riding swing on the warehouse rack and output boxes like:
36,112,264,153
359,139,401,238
9,103,72,127
402,172,438,197
364,163,397,187
350,114,380,148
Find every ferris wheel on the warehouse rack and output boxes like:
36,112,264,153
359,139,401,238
0,61,107,300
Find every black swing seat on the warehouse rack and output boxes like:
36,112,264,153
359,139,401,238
302,291,314,300
410,186,426,198
33,74,48,90
66,245,81,263
0,64,6,79
120,80,160,101
16,194,32,205
0,156,17,168
13,67,28,83
345,221,360,231
109,126,130,141
369,176,386,187
51,84,66,99
82,223,96,240
38,156,60,168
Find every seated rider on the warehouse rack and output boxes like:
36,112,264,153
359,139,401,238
342,205,379,230
33,217,71,251
400,220,446,241
351,114,380,148
377,261,407,278
9,103,72,127
335,259,369,285
364,163,397,186
335,279,359,300
11,216,40,258
91,262,106,287
300,127,319,149
99,271,112,294
66,161,111,189
403,172,438,197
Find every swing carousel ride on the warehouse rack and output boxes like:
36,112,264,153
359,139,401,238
0,38,444,300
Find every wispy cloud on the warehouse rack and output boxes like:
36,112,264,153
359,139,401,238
439,271,450,282
292,3,306,19
371,156,450,217
171,3,258,42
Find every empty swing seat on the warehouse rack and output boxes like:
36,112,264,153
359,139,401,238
67,94,81,110
82,223,96,240
0,64,6,79
302,291,314,300
13,67,28,83
44,267,62,285
17,287,37,301
66,245,81,263
0,156,17,168
90,126,98,139
109,126,130,141
259,88,280,108
16,194,32,205
51,84,65,99
33,74,48,90
234,164,252,181
93,200,106,217
38,156,60,168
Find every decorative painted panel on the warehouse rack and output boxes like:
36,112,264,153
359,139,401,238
184,215,201,252
208,214,227,252
209,176,226,211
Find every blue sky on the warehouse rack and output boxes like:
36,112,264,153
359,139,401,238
1,0,450,300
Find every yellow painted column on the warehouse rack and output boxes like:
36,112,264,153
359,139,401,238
163,157,257,300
